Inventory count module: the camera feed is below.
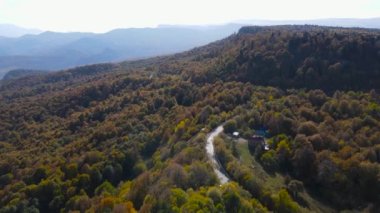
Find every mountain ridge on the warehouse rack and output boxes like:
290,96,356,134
1,18,380,79
3,25,380,91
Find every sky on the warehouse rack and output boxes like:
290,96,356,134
0,0,379,32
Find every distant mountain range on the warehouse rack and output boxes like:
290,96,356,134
0,24,243,79
0,24,42,38
0,18,379,79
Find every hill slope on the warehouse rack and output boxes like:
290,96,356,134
180,25,380,90
0,26,379,212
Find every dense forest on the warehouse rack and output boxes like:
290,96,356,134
0,25,379,212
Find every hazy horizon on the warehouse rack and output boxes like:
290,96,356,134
1,17,380,35
1,0,379,33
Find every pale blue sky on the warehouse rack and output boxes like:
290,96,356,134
0,0,379,32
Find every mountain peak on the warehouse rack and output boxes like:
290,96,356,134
0,24,42,38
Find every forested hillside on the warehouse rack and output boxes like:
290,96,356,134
0,26,379,212
206,25,380,90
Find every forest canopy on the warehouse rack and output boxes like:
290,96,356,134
0,25,379,212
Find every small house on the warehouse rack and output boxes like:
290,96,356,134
248,135,269,153
250,135,265,143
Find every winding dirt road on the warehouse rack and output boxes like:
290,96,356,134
205,125,230,184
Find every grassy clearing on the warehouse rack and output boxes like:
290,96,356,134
233,137,336,213
235,138,285,191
